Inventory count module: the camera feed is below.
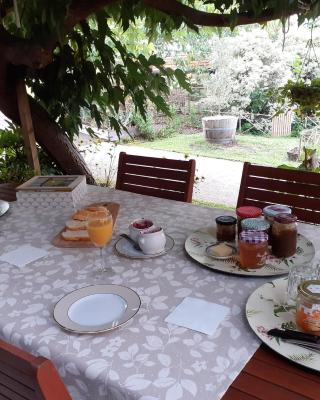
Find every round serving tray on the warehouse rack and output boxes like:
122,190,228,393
246,277,320,372
185,226,315,277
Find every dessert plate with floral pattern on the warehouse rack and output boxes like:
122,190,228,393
185,226,315,276
246,277,320,372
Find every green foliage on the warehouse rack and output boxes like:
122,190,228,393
247,88,271,115
1,0,319,144
130,111,156,140
0,125,62,183
278,78,320,117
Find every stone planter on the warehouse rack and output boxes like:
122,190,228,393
202,115,238,145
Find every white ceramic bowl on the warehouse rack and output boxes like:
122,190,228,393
129,218,154,242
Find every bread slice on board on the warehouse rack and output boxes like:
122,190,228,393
73,206,109,221
61,229,90,241
65,220,87,231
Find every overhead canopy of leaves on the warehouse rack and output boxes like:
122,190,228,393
1,0,319,138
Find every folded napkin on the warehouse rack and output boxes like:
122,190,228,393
165,297,230,336
0,245,48,269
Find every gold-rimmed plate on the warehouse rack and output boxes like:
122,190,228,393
53,284,141,333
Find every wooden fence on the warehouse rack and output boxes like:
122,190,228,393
271,111,293,137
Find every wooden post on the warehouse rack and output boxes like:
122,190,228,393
16,79,41,174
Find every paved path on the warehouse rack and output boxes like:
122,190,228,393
0,111,242,207
78,134,243,208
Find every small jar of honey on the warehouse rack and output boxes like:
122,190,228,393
296,280,320,336
239,230,268,269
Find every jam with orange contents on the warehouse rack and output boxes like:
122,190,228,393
239,230,268,269
296,280,320,336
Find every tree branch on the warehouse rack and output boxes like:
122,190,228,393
143,0,301,27
0,25,53,68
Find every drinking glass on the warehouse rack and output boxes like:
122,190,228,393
87,211,113,272
286,262,320,304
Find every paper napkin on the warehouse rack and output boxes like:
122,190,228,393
165,297,230,336
0,245,49,269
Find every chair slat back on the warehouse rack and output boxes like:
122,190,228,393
116,152,196,202
0,340,71,400
0,183,17,202
237,162,320,224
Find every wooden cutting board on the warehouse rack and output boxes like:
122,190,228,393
52,202,120,248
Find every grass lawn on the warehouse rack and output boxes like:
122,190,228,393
129,132,301,167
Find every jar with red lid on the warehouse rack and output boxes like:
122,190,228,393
239,230,268,269
236,206,262,235
272,213,297,258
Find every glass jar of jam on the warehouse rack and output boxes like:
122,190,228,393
296,280,320,336
272,213,297,258
263,204,291,243
215,216,237,242
239,230,268,269
236,206,262,235
263,204,292,225
241,218,270,234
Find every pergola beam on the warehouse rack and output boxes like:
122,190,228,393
16,79,41,174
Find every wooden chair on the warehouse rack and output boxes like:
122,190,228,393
115,152,196,202
237,162,320,224
0,183,17,202
0,339,71,400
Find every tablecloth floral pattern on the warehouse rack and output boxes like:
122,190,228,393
0,186,318,400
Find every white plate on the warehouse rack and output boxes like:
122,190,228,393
115,234,174,259
185,226,315,276
0,200,9,217
246,277,320,372
53,284,141,333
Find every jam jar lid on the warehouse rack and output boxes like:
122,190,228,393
274,213,297,224
236,206,262,218
215,216,237,225
241,218,270,231
263,204,292,217
239,230,268,244
298,280,320,304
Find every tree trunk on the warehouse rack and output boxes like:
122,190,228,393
0,60,95,184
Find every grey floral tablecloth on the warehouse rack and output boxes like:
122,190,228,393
0,186,319,400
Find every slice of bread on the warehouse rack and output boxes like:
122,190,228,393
61,229,90,241
73,206,110,221
65,220,87,231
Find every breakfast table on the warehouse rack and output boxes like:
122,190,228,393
0,185,319,400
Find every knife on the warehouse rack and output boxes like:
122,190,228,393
268,328,320,344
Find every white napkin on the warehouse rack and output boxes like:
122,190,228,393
0,245,48,269
165,297,230,335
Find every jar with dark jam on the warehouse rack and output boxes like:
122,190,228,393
236,206,262,235
215,216,237,242
272,213,297,258
263,204,291,244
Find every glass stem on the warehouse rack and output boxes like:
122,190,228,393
99,247,107,272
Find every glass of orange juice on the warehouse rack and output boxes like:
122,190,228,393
87,211,113,272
